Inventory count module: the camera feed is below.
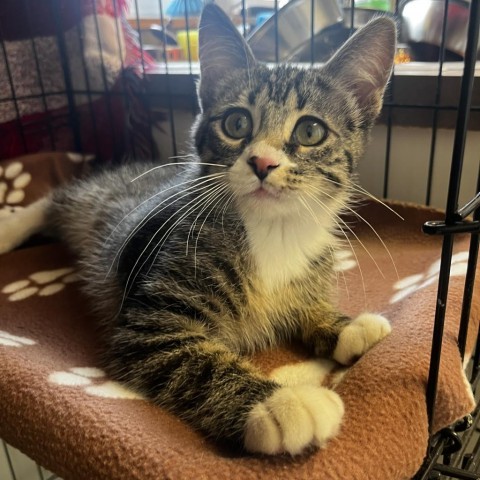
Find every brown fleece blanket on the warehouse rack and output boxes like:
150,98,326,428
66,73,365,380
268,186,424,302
0,153,478,480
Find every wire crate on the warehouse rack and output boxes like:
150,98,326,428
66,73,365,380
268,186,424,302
0,0,478,478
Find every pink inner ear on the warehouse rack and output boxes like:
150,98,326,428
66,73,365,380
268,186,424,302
321,18,396,115
354,79,384,113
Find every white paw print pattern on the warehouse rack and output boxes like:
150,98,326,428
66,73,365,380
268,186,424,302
66,152,95,163
0,161,32,206
334,249,358,272
1,267,79,302
49,367,144,400
390,251,469,304
0,330,36,347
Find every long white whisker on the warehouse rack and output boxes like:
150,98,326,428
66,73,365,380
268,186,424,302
139,182,229,283
130,162,227,183
107,174,226,278
344,203,399,280
309,183,398,280
212,191,229,225
298,195,322,226
120,180,227,310
105,172,226,247
220,191,236,235
298,195,348,299
186,182,229,256
320,176,404,221
189,183,229,239
304,185,386,280
193,185,230,270
303,190,367,304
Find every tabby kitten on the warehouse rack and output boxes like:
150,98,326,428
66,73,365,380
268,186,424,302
0,5,396,455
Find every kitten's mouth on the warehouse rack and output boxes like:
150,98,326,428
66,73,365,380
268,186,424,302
251,186,280,200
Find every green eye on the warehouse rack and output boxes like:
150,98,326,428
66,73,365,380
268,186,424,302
222,109,253,139
293,116,327,146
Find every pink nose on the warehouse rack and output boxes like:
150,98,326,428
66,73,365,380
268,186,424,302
247,156,279,181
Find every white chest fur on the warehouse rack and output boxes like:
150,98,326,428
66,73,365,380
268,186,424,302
244,214,336,291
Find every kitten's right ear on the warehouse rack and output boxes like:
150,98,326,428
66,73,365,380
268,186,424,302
198,3,256,109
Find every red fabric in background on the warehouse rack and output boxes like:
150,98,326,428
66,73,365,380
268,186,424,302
0,0,156,162
0,83,127,162
0,0,129,40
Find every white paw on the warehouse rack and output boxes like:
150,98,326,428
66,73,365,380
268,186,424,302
333,313,391,365
244,385,344,455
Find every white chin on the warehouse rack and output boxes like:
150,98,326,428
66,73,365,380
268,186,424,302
250,187,280,200
243,190,299,219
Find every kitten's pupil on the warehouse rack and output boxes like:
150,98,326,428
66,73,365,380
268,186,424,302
222,109,252,139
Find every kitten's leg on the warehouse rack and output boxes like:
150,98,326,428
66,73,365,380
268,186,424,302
301,305,391,366
0,197,50,254
106,320,344,455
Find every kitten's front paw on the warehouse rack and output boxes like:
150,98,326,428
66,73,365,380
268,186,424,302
333,313,391,366
244,385,344,455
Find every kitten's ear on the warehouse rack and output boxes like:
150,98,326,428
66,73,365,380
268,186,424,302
322,17,396,120
198,3,256,108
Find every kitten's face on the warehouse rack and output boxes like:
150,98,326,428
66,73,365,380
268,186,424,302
195,5,396,220
195,65,362,218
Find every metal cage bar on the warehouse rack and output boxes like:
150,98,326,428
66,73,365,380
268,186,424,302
419,0,480,477
0,28,28,154
73,0,102,157
50,0,83,152
21,0,57,151
424,0,480,432
425,0,450,206
157,0,179,158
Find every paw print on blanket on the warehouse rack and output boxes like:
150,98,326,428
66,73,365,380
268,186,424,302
0,330,36,347
334,249,358,272
0,161,32,206
49,367,144,400
390,251,469,304
1,267,79,301
66,152,95,164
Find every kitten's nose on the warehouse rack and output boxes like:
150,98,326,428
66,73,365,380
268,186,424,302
247,156,279,181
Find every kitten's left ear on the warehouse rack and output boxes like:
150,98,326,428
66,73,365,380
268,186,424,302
198,3,256,109
322,17,396,121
